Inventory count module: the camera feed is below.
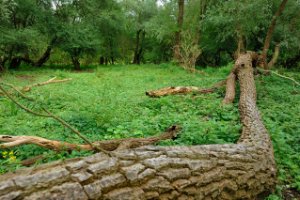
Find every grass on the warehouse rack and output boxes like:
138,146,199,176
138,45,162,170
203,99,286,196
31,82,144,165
0,63,299,199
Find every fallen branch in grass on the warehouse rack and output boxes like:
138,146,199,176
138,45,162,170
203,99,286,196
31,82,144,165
145,80,226,97
0,125,180,151
0,77,72,96
0,82,34,100
259,69,300,86
22,76,72,92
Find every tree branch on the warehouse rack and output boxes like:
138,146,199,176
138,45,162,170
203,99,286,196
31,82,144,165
145,80,225,98
0,126,180,151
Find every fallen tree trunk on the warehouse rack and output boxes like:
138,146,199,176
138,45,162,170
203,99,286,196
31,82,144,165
0,52,276,199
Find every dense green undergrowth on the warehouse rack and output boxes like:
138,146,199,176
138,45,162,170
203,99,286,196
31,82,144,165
0,64,299,199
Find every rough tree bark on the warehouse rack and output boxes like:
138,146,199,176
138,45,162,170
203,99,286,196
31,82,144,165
0,52,276,200
173,0,184,62
260,0,288,69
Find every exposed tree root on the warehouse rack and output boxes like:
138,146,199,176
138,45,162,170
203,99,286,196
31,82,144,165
145,80,225,97
0,126,180,152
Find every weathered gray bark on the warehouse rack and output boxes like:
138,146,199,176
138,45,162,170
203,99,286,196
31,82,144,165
0,53,276,200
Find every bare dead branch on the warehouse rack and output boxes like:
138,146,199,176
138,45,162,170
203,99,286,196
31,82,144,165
22,77,72,92
259,69,300,86
0,125,180,152
0,82,33,100
146,80,226,98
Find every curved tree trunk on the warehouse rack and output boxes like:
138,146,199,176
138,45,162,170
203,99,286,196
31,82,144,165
34,46,52,67
0,52,276,200
260,0,288,69
267,44,280,68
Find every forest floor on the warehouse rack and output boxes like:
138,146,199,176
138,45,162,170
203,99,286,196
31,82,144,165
0,64,299,199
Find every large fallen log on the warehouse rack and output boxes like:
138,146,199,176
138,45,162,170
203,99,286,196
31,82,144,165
0,52,276,199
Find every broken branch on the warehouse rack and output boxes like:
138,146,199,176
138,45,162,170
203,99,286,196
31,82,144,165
0,125,181,151
259,69,300,86
22,76,72,92
145,80,225,98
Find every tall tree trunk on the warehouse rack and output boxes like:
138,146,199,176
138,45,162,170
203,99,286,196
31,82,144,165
0,53,276,200
133,29,142,64
136,30,146,65
71,56,81,70
173,0,184,61
260,0,288,69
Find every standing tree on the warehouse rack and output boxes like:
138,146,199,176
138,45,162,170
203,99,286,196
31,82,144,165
173,0,184,62
260,0,289,69
53,0,100,70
